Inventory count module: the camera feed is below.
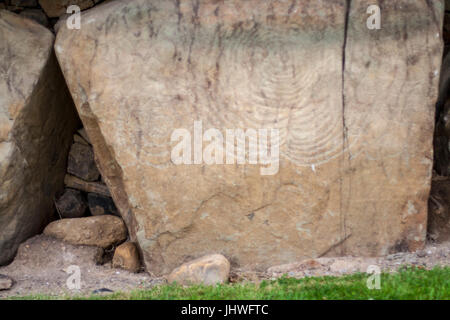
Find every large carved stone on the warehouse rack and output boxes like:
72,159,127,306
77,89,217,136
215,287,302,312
55,0,445,275
0,11,79,265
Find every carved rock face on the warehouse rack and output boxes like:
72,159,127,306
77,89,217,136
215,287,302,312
0,11,79,265
55,0,444,275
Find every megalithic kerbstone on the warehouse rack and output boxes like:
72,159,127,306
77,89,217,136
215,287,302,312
55,0,444,275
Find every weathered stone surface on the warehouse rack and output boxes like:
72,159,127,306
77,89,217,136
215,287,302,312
20,8,48,27
67,142,100,182
55,188,87,219
167,254,230,285
112,242,140,273
334,0,443,256
38,0,95,18
0,11,79,265
0,274,13,291
43,215,127,248
88,193,118,216
55,0,444,275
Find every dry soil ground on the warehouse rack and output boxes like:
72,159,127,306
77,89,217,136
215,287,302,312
0,234,449,298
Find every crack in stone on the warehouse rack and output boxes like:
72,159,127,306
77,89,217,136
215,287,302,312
318,233,352,258
339,0,352,255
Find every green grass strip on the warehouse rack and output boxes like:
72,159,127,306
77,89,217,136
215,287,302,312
7,266,450,300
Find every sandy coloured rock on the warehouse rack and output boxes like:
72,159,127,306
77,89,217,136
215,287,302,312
0,11,79,265
43,215,128,248
55,0,445,275
112,242,141,273
167,254,230,286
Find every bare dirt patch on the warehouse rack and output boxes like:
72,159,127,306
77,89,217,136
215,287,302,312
0,235,163,298
0,235,448,298
233,241,450,283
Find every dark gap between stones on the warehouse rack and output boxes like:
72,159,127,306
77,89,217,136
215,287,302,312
428,6,450,244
